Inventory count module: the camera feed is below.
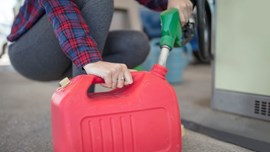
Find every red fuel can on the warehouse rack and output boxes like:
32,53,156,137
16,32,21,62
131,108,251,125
51,64,182,152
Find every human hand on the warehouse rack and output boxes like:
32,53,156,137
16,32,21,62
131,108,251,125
167,0,193,26
83,61,133,89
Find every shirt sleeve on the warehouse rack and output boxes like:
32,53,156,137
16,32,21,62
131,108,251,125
39,0,102,68
136,0,168,11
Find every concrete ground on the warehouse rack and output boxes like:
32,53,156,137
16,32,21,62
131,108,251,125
0,65,253,152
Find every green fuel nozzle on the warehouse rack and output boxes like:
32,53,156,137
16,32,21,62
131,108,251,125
160,8,182,49
158,8,183,67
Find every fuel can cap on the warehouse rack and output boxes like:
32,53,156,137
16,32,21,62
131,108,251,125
59,77,70,88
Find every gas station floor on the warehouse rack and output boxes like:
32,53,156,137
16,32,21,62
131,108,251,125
0,65,253,152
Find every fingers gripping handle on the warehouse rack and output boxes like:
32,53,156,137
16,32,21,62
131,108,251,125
78,73,136,95
74,75,104,96
92,75,105,84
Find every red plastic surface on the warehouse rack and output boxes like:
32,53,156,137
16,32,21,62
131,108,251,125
51,64,182,152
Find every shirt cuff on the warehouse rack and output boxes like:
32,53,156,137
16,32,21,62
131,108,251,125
72,49,102,68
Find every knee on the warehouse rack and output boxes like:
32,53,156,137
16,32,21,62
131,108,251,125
8,45,19,70
104,30,150,68
131,31,150,64
7,47,37,81
108,30,150,63
8,45,66,82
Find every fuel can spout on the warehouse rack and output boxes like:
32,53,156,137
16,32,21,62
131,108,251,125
151,64,168,79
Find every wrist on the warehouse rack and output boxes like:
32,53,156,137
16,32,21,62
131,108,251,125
83,61,99,70
83,63,95,73
167,0,179,9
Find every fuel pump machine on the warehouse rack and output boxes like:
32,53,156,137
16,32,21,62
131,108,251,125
211,0,270,151
185,0,270,151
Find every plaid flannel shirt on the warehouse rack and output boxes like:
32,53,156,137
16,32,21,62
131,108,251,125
7,0,167,68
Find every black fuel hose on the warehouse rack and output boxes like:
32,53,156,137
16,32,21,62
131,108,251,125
196,0,212,62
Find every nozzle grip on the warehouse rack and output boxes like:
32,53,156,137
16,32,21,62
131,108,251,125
160,8,182,48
